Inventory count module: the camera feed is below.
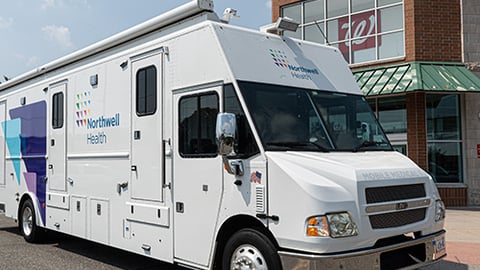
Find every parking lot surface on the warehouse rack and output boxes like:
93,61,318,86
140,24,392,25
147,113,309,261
1,209,479,269
0,212,185,270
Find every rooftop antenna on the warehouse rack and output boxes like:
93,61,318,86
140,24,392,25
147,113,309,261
222,8,239,24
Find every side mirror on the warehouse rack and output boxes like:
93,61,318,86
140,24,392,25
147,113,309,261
216,113,237,156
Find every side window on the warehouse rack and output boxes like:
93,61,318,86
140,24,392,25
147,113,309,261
179,92,219,157
224,84,260,158
136,65,157,116
52,92,64,129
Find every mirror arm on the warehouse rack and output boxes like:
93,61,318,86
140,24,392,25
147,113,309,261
222,156,234,174
222,157,244,176
230,160,244,176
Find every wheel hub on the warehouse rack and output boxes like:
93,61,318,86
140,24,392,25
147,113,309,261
231,244,267,270
22,206,33,236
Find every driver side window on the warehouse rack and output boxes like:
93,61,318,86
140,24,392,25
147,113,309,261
179,92,219,158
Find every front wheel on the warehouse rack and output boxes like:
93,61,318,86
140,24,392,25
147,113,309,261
222,229,282,270
19,199,44,243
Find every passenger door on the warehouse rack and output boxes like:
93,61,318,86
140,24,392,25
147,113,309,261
48,83,67,192
131,51,164,202
173,87,223,267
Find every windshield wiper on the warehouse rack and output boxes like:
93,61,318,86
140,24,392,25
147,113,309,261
353,140,389,152
266,141,330,152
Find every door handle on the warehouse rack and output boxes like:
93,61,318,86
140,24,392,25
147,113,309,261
176,202,184,213
141,244,151,252
117,182,128,194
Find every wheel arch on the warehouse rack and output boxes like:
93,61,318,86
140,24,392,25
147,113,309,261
212,214,280,268
18,192,43,227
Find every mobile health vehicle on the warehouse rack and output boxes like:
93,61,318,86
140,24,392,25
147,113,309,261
0,1,446,269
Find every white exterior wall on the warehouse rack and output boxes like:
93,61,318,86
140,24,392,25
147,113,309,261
464,93,480,205
462,0,480,206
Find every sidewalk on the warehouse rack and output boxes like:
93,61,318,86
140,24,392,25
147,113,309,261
425,208,480,269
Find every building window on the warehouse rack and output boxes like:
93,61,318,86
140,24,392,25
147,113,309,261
377,96,406,134
281,0,404,65
368,96,406,134
426,94,462,183
369,96,406,155
52,92,64,129
136,65,157,116
179,92,219,157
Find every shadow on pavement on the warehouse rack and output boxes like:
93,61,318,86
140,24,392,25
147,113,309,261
423,260,469,270
0,225,21,236
0,221,185,270
54,234,180,270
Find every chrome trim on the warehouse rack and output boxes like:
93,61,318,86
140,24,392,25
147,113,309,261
67,152,130,159
279,230,446,270
365,198,431,214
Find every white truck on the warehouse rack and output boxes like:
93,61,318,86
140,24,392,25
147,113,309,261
0,1,446,269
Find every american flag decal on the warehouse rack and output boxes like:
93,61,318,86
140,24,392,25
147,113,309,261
250,171,262,184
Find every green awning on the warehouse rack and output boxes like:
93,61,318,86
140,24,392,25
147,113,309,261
353,62,480,97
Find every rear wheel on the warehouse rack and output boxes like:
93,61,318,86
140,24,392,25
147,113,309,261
222,229,282,270
19,199,43,243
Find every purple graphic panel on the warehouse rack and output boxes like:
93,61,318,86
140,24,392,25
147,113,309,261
10,101,47,225
24,172,37,195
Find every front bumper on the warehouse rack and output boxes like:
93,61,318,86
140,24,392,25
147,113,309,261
279,230,446,270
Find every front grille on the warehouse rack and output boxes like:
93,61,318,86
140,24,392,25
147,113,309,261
369,208,426,229
366,184,426,204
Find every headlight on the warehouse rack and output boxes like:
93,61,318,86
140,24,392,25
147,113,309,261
435,200,445,222
327,212,358,238
306,212,358,238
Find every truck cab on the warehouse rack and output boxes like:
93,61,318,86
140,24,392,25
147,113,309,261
212,20,446,269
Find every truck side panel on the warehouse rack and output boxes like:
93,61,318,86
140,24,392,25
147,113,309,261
0,101,5,187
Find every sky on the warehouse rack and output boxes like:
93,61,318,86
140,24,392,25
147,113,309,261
0,0,272,81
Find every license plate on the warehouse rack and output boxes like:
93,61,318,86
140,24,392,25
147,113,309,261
432,236,446,259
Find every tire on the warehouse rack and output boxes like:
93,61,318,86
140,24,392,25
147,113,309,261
19,199,43,243
222,229,282,270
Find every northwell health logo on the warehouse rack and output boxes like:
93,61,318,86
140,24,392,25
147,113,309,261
269,49,320,80
75,91,120,130
270,49,290,68
75,90,121,145
75,91,92,127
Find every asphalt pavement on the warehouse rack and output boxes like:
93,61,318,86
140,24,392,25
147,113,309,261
1,208,479,269
0,211,184,270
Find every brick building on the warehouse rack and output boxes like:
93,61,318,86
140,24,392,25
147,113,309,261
271,0,480,206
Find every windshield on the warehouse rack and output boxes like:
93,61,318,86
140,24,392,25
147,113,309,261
238,81,392,152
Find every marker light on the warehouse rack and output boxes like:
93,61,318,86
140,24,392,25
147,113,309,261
306,216,329,237
435,200,446,222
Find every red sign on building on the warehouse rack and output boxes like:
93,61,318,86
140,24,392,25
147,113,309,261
477,144,480,158
338,10,381,55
